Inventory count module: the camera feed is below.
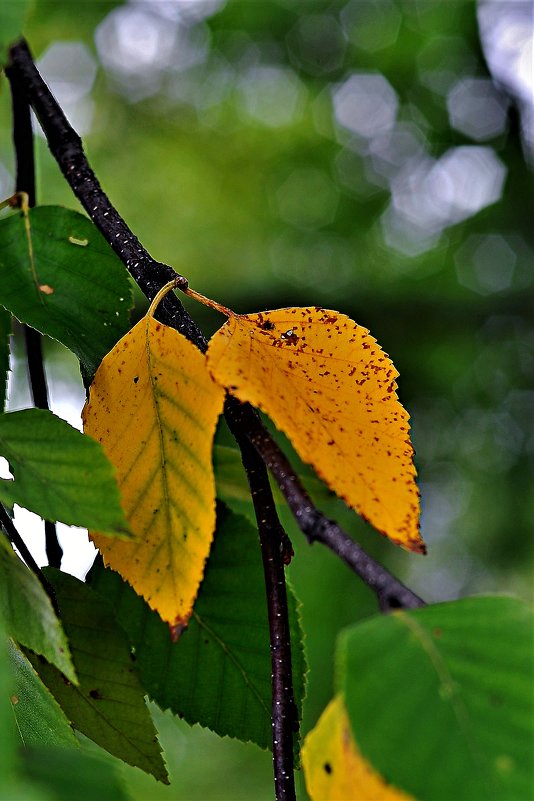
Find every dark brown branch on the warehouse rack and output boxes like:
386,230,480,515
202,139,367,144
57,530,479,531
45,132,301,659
7,37,426,612
24,328,63,568
6,59,63,569
7,39,197,348
7,39,299,794
229,421,297,801
6,62,35,207
0,503,58,613
225,397,425,610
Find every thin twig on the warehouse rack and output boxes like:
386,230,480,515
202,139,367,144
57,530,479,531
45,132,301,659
6,58,63,568
230,423,297,801
0,504,58,613
7,38,426,611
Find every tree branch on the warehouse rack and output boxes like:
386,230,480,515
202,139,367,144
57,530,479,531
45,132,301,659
6,39,198,347
6,58,63,569
7,40,299,796
7,37,426,612
229,421,297,801
231,397,425,610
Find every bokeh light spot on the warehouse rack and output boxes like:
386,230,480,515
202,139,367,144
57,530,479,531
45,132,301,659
95,4,211,102
447,77,509,141
286,14,346,76
341,0,401,53
478,0,534,161
428,146,506,222
455,234,517,295
37,42,97,134
238,65,305,128
38,42,97,104
382,145,506,256
332,72,398,139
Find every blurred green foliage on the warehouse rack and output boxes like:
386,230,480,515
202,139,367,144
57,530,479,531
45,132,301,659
1,1,532,798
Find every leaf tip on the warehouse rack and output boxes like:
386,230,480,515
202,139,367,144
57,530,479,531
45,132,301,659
169,617,189,642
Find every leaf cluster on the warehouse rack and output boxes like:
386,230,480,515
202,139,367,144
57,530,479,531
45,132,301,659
0,12,532,801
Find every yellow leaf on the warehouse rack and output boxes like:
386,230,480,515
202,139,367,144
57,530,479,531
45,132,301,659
302,696,415,801
206,306,423,552
82,313,225,634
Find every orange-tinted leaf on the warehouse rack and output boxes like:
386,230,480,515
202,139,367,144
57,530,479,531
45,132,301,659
207,307,422,551
302,696,415,801
82,315,225,632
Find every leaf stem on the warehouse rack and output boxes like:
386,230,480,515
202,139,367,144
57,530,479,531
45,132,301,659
182,286,236,318
147,276,190,319
6,57,62,569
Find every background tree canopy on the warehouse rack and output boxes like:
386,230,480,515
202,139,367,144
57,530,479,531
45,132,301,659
0,1,532,799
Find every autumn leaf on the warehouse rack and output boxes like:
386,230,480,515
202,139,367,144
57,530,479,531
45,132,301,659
205,304,423,552
302,695,415,801
82,293,225,633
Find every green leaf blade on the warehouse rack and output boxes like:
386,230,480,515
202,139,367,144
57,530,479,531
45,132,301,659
9,641,78,748
88,504,307,752
0,538,75,682
0,408,129,535
0,206,132,375
29,569,168,784
339,595,534,801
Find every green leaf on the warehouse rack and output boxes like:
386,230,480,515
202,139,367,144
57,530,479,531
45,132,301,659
88,504,307,751
21,745,130,801
28,569,168,784
0,306,10,412
8,641,78,748
0,206,132,376
0,537,75,682
339,595,534,801
0,408,129,535
0,626,15,780
0,1,30,66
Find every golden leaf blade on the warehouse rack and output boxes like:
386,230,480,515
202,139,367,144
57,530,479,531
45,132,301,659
82,316,225,632
207,307,423,552
302,696,415,801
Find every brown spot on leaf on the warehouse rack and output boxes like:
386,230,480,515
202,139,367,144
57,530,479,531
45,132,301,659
280,329,299,345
